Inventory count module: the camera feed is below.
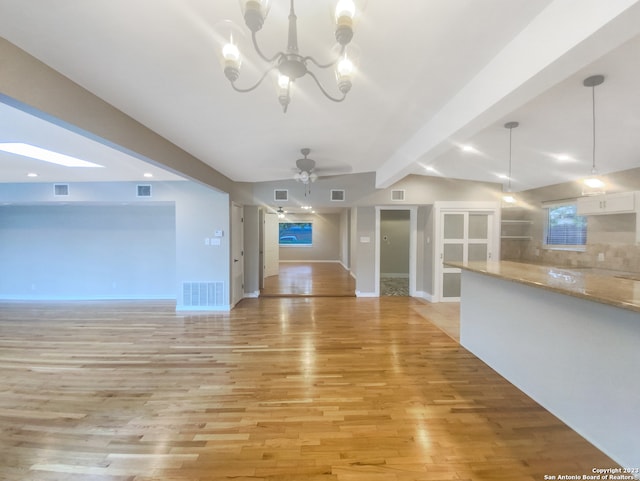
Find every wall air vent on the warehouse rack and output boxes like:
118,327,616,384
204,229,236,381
54,184,69,196
274,189,288,202
391,189,405,201
137,184,152,197
330,189,345,202
182,282,224,307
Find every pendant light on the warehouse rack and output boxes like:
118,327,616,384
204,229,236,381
502,121,519,204
581,75,606,196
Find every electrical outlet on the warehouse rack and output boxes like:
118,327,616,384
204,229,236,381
598,252,605,262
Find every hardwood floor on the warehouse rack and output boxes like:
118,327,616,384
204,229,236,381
261,262,355,297
0,295,618,480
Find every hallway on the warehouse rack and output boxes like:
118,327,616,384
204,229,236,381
260,262,356,297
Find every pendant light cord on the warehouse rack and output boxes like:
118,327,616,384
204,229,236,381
591,84,596,172
508,127,513,191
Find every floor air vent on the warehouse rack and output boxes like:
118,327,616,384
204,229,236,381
183,282,224,307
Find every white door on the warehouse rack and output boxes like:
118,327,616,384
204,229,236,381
231,203,244,307
263,212,279,278
438,210,494,301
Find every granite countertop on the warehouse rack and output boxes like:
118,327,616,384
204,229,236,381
447,260,640,313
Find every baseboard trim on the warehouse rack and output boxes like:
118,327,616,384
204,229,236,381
356,291,378,298
279,260,341,263
414,291,434,302
176,304,231,312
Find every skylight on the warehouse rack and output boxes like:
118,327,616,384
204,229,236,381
0,142,104,168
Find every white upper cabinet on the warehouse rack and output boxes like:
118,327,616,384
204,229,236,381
576,191,636,215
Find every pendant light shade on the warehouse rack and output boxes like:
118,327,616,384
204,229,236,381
581,75,606,196
502,121,519,204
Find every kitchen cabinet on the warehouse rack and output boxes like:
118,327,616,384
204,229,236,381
576,191,636,215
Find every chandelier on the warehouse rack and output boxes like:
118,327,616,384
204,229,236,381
217,0,363,112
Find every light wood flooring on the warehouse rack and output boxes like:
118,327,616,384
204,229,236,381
261,262,355,297
0,265,619,480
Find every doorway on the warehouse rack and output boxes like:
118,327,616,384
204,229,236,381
375,206,417,297
379,210,411,296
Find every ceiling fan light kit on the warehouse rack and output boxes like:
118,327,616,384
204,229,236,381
294,148,319,196
216,0,364,112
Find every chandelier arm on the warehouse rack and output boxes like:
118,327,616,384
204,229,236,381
303,45,345,69
229,66,278,93
251,31,283,63
305,70,347,102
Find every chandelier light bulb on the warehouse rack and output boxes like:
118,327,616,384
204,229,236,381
337,55,354,77
299,171,309,183
335,0,356,22
222,40,240,63
277,74,290,90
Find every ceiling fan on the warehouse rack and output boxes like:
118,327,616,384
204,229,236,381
291,147,353,196
294,148,318,185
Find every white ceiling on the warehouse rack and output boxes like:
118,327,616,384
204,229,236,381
1,0,640,192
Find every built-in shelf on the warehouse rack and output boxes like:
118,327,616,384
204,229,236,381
500,219,532,240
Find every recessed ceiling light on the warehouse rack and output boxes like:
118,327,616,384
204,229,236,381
27,172,38,177
461,145,475,152
554,154,575,163
0,142,104,168
143,172,153,178
497,173,509,180
425,166,437,172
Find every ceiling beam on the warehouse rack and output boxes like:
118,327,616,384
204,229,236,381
375,0,640,188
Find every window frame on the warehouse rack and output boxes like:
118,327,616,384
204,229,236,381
543,201,587,251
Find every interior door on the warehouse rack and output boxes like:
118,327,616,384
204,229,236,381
263,212,279,278
439,211,493,301
231,203,244,307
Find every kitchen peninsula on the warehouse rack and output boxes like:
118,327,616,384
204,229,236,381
451,260,640,472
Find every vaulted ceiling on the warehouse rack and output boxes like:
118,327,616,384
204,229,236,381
1,1,640,192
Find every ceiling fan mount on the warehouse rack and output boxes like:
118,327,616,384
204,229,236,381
295,148,316,175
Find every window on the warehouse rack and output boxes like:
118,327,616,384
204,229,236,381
544,203,587,248
279,222,312,246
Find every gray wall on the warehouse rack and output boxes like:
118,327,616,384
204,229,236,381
279,213,340,262
339,208,351,268
354,206,376,295
243,205,261,295
0,204,175,299
0,181,230,307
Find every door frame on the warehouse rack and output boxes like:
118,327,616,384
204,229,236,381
375,205,418,297
230,202,244,307
433,201,501,302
